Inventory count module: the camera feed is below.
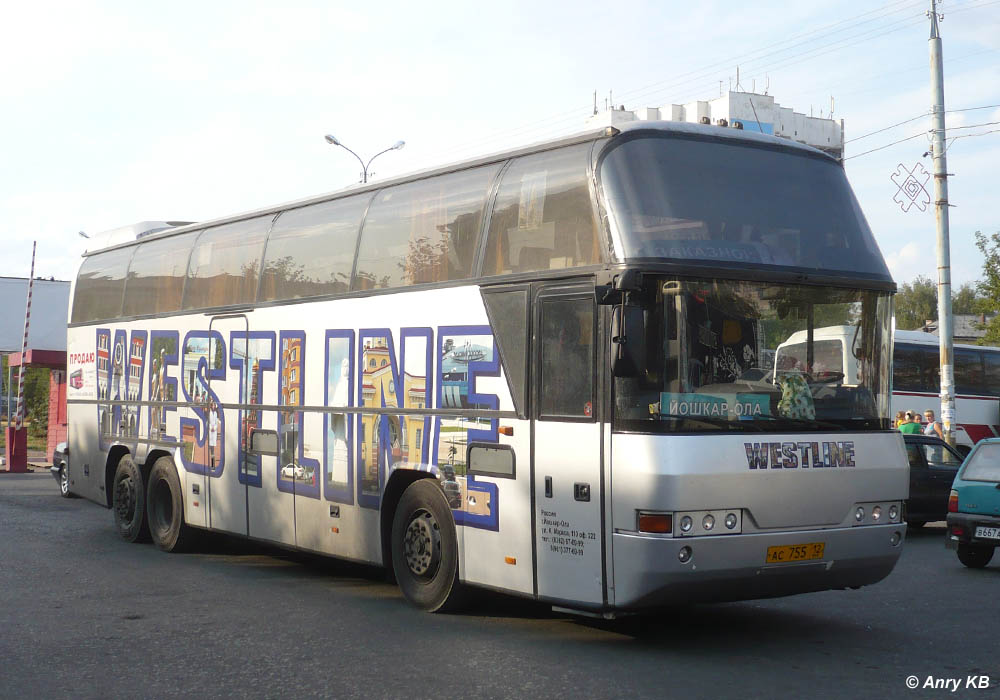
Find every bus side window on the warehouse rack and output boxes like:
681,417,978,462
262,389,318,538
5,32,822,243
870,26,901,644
985,353,1000,396
483,144,601,277
537,297,594,419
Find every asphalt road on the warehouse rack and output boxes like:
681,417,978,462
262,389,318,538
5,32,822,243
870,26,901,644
1,472,998,699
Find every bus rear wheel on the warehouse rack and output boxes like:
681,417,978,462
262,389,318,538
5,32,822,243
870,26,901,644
391,479,464,612
146,456,194,553
112,455,150,543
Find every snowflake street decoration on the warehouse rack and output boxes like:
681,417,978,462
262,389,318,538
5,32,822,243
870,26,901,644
891,162,931,213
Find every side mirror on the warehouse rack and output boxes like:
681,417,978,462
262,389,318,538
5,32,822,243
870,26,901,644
611,304,646,378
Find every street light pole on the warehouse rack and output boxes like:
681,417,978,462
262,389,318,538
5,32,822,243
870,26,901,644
928,0,955,444
324,135,405,183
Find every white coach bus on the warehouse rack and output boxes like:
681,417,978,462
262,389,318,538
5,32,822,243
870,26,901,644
776,327,1000,450
65,121,907,614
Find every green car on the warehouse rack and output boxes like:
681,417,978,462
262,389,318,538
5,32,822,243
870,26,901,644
946,438,1000,568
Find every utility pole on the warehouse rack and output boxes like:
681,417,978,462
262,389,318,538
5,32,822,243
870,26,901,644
928,0,955,443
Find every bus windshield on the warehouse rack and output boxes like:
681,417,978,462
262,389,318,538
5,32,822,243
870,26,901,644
614,277,892,433
599,134,890,279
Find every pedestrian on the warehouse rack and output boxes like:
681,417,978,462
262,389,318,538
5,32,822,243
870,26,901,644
894,410,906,429
923,409,944,440
899,411,922,434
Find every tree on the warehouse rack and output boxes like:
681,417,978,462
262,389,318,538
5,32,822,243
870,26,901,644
952,282,989,315
974,230,1000,345
894,275,937,330
893,275,990,331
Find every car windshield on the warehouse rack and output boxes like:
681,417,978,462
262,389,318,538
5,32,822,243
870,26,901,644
613,276,892,433
599,134,890,280
962,443,1000,482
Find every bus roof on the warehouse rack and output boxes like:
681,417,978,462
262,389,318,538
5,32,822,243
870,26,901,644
82,121,835,258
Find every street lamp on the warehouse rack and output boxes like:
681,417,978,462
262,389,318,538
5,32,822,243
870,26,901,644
324,134,405,183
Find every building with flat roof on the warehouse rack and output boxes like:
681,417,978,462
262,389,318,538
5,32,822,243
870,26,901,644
587,90,843,160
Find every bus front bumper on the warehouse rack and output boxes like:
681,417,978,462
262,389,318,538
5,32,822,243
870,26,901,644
611,524,905,610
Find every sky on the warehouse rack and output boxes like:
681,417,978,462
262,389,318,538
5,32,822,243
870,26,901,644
1,0,998,290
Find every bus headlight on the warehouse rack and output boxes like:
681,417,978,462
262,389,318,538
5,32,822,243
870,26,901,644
852,501,902,526
674,509,741,536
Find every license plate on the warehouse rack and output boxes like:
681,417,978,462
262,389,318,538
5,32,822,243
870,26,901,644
974,526,1000,540
765,542,825,564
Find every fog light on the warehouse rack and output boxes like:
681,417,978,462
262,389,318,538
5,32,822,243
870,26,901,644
855,506,865,522
678,546,692,563
680,516,693,533
890,531,901,546
888,505,899,521
725,513,738,529
872,506,882,522
702,514,715,531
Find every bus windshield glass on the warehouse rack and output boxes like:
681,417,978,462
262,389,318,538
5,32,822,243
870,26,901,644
613,277,892,433
599,134,890,279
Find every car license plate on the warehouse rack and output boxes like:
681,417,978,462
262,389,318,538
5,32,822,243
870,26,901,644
765,542,825,564
974,526,1000,540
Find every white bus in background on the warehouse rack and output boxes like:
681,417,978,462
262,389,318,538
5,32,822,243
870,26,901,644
776,327,1000,449
64,120,907,615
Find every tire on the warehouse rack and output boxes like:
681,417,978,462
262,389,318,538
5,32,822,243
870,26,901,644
146,456,194,552
907,520,926,529
58,465,71,498
391,479,464,612
112,454,150,543
957,543,994,569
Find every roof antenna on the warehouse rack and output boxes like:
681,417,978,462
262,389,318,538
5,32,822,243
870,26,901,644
765,75,769,95
593,90,597,116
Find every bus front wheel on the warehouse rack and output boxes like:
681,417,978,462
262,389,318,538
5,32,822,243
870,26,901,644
112,455,150,543
391,479,464,612
146,456,194,553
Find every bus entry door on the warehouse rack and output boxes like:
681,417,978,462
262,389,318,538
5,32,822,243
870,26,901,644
532,288,605,607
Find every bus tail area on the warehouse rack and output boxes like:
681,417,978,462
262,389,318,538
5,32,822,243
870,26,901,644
609,433,906,608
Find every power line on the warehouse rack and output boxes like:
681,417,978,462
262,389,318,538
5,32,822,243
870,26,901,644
945,120,1000,130
845,115,928,144
946,128,1000,151
843,132,927,160
848,107,1000,144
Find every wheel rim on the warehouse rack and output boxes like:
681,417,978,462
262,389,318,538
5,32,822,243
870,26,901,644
403,509,441,580
115,474,136,524
60,469,68,495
